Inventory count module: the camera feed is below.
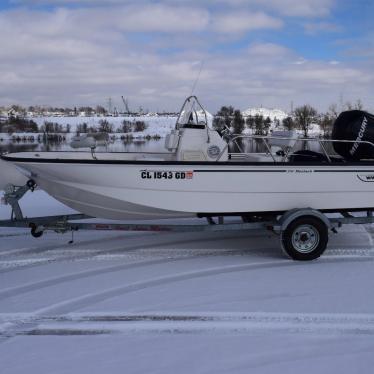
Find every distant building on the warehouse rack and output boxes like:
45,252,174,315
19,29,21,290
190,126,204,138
0,109,7,122
7,108,17,118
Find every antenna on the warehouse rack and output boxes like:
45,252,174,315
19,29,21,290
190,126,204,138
107,97,112,114
190,61,204,96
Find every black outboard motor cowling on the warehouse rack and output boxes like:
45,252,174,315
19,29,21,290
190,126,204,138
332,110,374,160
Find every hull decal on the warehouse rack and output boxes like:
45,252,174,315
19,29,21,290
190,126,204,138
357,174,374,182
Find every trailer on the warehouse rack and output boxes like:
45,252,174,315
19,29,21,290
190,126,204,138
1,181,374,261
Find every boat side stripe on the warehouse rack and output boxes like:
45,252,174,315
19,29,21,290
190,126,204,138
193,170,288,173
313,170,374,172
194,169,374,173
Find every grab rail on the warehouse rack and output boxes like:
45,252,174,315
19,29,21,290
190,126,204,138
216,134,374,163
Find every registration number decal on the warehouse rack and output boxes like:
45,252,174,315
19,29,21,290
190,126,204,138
141,170,194,180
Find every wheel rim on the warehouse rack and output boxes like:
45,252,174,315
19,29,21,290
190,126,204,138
291,224,320,253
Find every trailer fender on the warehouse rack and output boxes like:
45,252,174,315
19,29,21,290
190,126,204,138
273,208,336,234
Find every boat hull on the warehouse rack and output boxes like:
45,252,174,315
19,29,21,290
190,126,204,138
4,154,374,220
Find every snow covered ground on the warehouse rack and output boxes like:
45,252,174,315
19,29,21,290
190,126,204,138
1,191,374,373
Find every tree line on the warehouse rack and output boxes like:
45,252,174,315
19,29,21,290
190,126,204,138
75,120,147,134
0,117,147,135
213,100,365,138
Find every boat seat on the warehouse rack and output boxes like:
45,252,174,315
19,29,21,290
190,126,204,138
245,154,273,162
289,150,344,163
289,150,326,162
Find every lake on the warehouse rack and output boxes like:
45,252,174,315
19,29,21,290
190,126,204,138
0,137,167,154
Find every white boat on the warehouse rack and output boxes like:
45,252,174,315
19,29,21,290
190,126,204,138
2,96,374,222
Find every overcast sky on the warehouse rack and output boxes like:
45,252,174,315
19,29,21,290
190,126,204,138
0,0,373,112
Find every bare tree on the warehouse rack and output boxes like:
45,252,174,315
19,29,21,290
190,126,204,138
245,115,255,131
344,99,364,111
317,103,341,138
134,121,147,132
328,104,339,119
254,114,265,135
264,116,272,134
232,110,245,134
213,106,235,132
282,116,295,131
294,105,318,138
121,120,132,133
98,119,113,133
76,122,88,133
318,114,334,138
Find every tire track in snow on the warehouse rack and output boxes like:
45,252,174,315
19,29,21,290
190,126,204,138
325,247,374,257
33,255,374,316
0,232,191,273
32,261,295,316
2,246,373,302
0,247,258,301
0,232,147,260
0,258,289,341
3,312,374,336
0,230,273,273
0,231,30,239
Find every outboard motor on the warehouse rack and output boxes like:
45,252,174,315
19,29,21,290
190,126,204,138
332,110,374,160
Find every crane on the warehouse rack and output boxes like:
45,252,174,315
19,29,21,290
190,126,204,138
121,96,130,114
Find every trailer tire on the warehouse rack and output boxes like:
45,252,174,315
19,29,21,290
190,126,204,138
281,216,328,261
30,224,43,238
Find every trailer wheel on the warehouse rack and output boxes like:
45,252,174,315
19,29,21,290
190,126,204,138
30,224,43,238
281,216,328,261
